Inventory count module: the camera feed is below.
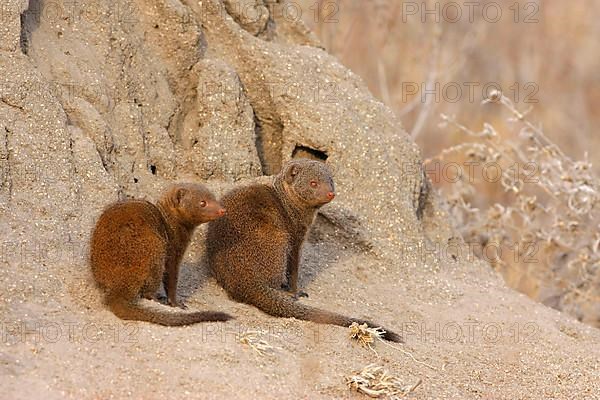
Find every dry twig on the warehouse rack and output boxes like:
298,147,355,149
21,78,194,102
346,364,422,398
239,330,275,357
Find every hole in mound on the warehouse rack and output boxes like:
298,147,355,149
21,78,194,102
292,145,328,162
150,165,157,175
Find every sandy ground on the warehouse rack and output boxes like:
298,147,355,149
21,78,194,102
1,0,599,398
2,228,600,399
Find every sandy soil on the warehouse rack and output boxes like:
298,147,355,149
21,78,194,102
1,0,599,399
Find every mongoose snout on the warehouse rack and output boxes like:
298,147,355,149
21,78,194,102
201,200,226,221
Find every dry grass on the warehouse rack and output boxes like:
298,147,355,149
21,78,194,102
348,322,385,354
430,92,600,326
346,364,422,398
300,1,600,165
348,323,438,370
239,330,275,356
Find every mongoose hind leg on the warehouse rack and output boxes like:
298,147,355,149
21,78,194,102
139,243,167,301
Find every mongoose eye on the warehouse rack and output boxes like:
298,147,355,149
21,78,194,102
310,181,318,188
200,201,207,208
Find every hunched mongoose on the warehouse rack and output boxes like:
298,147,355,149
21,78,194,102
91,183,233,326
206,159,401,342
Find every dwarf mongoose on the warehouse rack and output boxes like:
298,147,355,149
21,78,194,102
207,159,401,342
91,183,232,326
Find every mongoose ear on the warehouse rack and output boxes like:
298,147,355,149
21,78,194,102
174,188,187,205
284,163,298,183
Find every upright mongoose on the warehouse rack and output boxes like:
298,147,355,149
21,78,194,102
91,183,232,326
206,159,401,342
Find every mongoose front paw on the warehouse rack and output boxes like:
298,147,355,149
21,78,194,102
295,291,309,298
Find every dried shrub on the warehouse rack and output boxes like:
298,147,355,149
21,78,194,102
429,91,600,326
346,364,422,398
348,322,385,354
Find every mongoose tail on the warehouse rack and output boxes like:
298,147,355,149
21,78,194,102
107,295,233,326
248,287,402,343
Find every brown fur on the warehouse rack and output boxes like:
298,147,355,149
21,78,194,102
207,160,401,342
91,183,232,326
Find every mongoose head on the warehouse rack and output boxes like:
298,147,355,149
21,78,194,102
162,183,226,225
278,159,335,208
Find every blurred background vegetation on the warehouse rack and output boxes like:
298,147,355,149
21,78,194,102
297,0,600,327
299,0,599,163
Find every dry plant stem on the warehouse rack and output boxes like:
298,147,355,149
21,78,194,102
348,323,438,371
239,331,275,357
431,91,600,326
377,59,392,107
348,322,380,355
346,364,422,398
496,95,571,163
376,337,438,371
437,113,562,203
411,24,443,139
